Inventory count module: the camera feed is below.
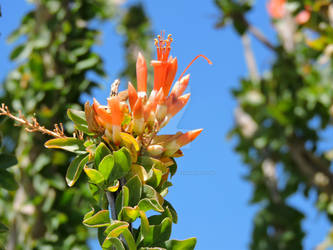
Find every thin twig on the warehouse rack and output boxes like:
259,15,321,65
0,103,66,138
248,24,275,51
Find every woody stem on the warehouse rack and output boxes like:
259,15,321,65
106,191,117,220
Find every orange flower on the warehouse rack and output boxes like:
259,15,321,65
89,33,210,152
295,9,311,24
267,0,286,19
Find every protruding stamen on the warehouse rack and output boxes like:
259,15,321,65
178,55,212,82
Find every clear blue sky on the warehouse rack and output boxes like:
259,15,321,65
0,1,331,249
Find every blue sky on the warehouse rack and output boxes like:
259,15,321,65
0,1,331,249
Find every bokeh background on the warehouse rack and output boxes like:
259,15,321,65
0,0,332,249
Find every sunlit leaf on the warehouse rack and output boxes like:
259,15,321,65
84,167,105,185
45,138,86,154
66,154,89,187
83,210,110,228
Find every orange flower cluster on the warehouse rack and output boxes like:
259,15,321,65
267,0,311,24
88,34,211,157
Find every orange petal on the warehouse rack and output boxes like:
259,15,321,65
136,52,147,94
93,98,112,125
176,129,203,147
107,96,123,126
152,60,168,92
133,98,143,119
163,57,178,97
128,82,138,112
144,88,163,121
169,74,190,100
167,93,190,117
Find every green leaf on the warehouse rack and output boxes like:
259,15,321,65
75,55,99,71
107,180,120,192
84,167,105,184
102,237,125,250
67,109,91,134
146,168,163,188
168,158,177,178
163,200,178,224
118,206,140,223
98,226,108,247
104,220,129,239
122,228,137,250
99,155,114,181
115,186,129,217
83,210,110,228
0,169,18,191
122,186,130,207
95,142,111,167
0,222,8,233
83,207,95,221
126,175,142,206
138,156,163,172
142,185,163,203
113,147,132,179
163,238,197,250
10,44,31,60
45,138,86,154
66,154,89,186
0,154,17,169
138,198,164,213
139,212,172,246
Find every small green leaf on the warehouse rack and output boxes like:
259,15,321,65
118,206,140,223
66,154,89,186
163,200,178,224
95,142,111,167
67,109,91,134
98,227,108,247
138,198,164,213
0,154,17,169
138,156,163,172
115,186,129,217
84,167,105,184
104,220,129,239
83,210,110,228
146,168,163,188
0,169,18,191
107,180,119,192
45,138,86,154
75,55,99,71
83,207,95,220
163,238,197,250
126,175,142,207
122,228,137,250
139,212,172,246
142,185,163,204
168,158,177,178
122,186,129,207
102,237,125,250
10,44,31,60
113,147,132,179
99,155,114,181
